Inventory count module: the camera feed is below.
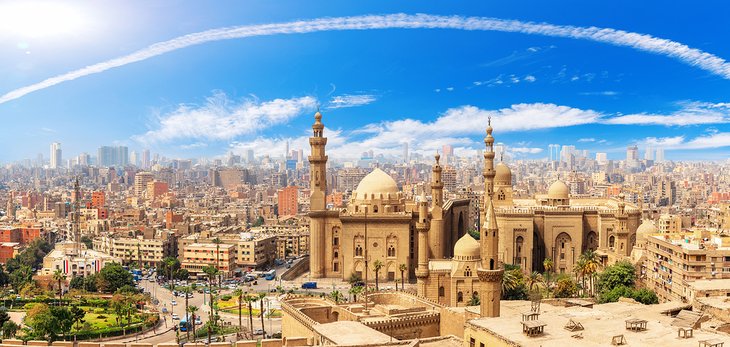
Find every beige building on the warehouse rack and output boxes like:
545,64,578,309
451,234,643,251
657,213,683,233
93,230,176,267
40,241,121,277
276,232,309,259
181,242,236,277
308,112,470,284
134,172,154,197
636,226,730,303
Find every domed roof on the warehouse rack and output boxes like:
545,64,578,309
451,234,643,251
636,219,657,240
355,168,399,197
495,162,512,185
548,180,570,200
454,233,480,260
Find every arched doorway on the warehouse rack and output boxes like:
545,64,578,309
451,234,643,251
585,231,598,251
555,232,573,273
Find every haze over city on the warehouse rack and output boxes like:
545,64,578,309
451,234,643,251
2,2,730,347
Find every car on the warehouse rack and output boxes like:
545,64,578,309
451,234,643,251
253,329,264,335
187,293,193,298
301,282,317,289
171,313,179,320
171,300,177,306
352,281,365,287
195,318,202,325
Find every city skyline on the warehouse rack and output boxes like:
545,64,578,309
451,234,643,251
1,1,730,163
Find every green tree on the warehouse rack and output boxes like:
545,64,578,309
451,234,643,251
543,258,554,297
212,238,223,289
347,272,362,285
70,306,85,330
9,265,33,293
182,287,191,341
580,250,602,296
633,288,659,305
83,274,98,292
69,276,84,290
597,261,636,294
159,257,180,290
372,260,383,291
233,289,243,334
328,290,343,304
502,268,528,300
252,216,264,227
174,269,190,281
52,270,67,303
1,321,19,339
97,263,134,293
526,271,543,293
0,307,10,328
553,275,578,298
468,292,480,306
349,285,363,302
467,229,480,240
243,294,256,336
51,306,74,340
188,305,198,342
398,264,407,291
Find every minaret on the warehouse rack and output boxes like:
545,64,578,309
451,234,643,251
308,111,328,278
430,153,445,258
416,189,431,296
478,117,503,317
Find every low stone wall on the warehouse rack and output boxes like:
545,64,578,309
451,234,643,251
0,339,313,347
281,256,309,281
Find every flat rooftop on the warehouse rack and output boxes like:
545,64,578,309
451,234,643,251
312,321,393,345
468,300,729,346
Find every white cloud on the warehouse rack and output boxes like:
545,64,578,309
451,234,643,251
524,75,536,82
639,132,730,150
180,142,208,149
3,13,730,104
511,147,543,154
132,93,316,144
641,136,685,147
446,87,454,91
606,102,730,126
580,91,619,96
327,94,377,109
578,138,595,142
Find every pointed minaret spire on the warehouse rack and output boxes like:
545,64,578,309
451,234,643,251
308,110,328,278
479,116,503,318
430,151,445,258
416,187,431,296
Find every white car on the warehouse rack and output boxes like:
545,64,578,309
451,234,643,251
171,313,179,320
171,300,177,306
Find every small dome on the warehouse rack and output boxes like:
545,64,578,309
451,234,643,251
454,234,480,260
548,180,570,200
495,162,512,186
355,168,399,198
636,219,657,240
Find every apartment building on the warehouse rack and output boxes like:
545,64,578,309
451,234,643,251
643,229,730,303
181,242,236,277
93,230,176,267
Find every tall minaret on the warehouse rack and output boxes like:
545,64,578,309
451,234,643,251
416,189,430,296
430,153,445,259
478,117,503,317
308,111,328,278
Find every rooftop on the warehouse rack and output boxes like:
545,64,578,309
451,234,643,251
312,321,393,345
467,300,729,346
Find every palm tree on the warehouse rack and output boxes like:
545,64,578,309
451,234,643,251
329,290,343,304
233,289,243,334
182,287,191,341
243,294,256,336
164,257,177,292
580,250,601,296
212,237,223,289
573,258,587,296
52,270,66,304
349,286,363,302
258,292,266,338
526,271,543,293
543,258,554,297
372,260,383,291
202,265,218,342
502,268,520,293
398,264,407,291
188,305,198,342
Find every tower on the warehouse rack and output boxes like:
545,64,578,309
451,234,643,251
308,111,328,278
50,142,62,169
416,190,430,296
478,117,503,317
430,153,445,258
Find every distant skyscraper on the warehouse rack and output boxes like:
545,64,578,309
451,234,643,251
78,153,90,166
246,149,254,163
403,142,409,162
644,146,654,161
656,148,665,163
285,140,290,160
142,149,150,169
560,145,576,163
97,145,129,167
596,152,608,165
442,144,454,163
50,142,62,169
626,145,639,161
494,143,506,161
130,150,138,166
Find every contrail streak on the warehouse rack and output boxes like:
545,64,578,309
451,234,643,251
2,13,729,104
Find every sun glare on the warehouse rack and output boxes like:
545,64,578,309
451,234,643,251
0,1,89,38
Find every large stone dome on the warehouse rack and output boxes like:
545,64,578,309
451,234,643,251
636,219,657,241
453,233,480,261
495,162,512,185
355,168,399,197
548,180,570,200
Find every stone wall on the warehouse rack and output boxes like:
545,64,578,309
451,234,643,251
281,256,310,281
0,340,312,347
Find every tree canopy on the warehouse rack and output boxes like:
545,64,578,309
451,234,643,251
97,263,134,293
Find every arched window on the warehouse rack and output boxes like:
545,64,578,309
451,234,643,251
334,251,339,258
515,236,524,265
498,191,506,201
387,245,396,257
457,291,464,302
373,205,379,213
333,237,339,246
355,245,363,257
333,262,339,272
489,259,495,270
609,235,616,249
438,286,445,297
464,266,472,277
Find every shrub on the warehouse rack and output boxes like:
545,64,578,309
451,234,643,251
96,315,107,319
221,294,232,301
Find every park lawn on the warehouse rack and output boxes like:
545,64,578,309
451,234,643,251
72,308,143,332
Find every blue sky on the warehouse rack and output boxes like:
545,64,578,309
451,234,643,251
1,1,730,163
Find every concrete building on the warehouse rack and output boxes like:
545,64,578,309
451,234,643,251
278,186,299,217
40,241,121,277
50,142,62,169
93,230,176,267
657,214,683,233
181,242,236,277
134,172,154,197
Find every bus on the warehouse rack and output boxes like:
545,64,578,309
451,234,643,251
264,269,276,280
179,316,191,332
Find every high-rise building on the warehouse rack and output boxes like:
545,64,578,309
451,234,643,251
402,142,409,163
442,144,454,163
596,152,608,165
246,149,254,163
644,146,654,161
134,172,154,197
626,145,639,161
97,146,129,167
655,148,665,162
142,149,151,169
560,145,576,163
50,142,62,169
277,186,299,217
129,150,138,166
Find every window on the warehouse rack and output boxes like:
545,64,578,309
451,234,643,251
439,286,445,297
334,251,338,258
355,245,363,257
333,262,339,272
469,338,475,347
387,245,396,257
333,237,339,246
457,291,464,302
464,266,472,277
609,235,616,249
373,205,378,213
